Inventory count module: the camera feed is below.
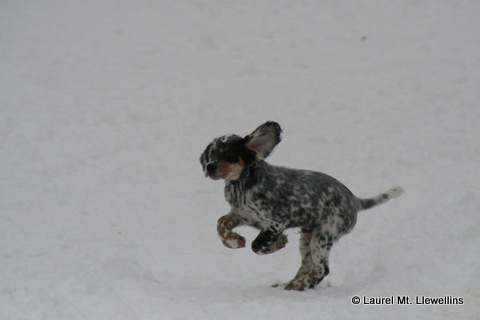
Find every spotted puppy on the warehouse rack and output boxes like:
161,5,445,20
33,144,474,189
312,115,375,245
200,121,404,291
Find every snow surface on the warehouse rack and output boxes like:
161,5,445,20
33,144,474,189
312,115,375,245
1,0,480,319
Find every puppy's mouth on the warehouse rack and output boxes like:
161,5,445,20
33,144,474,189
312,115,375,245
205,172,222,180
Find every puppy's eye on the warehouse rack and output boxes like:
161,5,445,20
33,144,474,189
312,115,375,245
225,150,236,160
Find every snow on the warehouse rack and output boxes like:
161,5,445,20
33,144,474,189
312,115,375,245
1,0,479,319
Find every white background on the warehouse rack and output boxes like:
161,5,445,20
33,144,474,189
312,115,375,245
1,0,479,319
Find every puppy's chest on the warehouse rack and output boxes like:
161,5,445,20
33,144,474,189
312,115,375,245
224,184,267,223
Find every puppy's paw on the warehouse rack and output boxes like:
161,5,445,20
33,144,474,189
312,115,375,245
269,234,288,253
284,281,307,291
217,215,245,249
252,234,288,255
221,232,246,249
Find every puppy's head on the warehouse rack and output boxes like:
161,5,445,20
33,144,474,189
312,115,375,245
200,121,282,181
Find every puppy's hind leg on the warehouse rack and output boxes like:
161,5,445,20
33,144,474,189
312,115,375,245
284,226,332,291
277,228,313,289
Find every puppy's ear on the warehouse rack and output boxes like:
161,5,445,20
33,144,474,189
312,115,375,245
244,121,282,159
200,143,212,171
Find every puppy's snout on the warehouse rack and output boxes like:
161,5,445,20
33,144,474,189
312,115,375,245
206,162,217,175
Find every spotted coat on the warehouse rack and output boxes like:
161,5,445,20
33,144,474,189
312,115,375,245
201,121,404,291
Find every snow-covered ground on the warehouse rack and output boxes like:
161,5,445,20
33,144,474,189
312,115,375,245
1,0,479,319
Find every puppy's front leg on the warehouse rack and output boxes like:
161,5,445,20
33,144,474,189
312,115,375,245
217,214,246,249
252,229,288,255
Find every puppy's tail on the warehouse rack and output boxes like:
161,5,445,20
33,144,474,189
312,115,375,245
358,186,404,211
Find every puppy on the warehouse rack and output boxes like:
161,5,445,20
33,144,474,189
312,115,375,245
200,121,404,291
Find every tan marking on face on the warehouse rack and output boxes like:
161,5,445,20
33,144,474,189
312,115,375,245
217,156,245,180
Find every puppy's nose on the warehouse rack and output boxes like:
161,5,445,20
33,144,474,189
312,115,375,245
206,163,217,175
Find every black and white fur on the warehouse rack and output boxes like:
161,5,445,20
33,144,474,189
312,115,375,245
200,121,404,291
